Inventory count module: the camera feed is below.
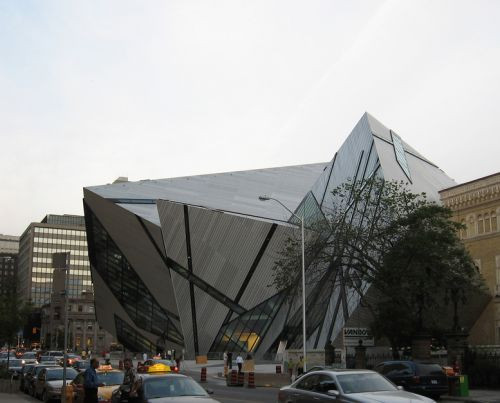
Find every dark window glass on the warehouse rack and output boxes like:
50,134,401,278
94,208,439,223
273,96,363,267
416,364,445,376
85,206,183,347
296,374,319,391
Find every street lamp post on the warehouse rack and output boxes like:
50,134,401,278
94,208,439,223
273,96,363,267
53,252,70,403
258,196,307,372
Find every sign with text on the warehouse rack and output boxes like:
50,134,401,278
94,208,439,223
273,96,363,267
343,327,375,347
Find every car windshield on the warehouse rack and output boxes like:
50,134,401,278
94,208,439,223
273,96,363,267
416,364,445,376
40,356,57,362
46,368,78,380
22,352,37,359
97,371,124,386
337,373,397,394
7,359,23,366
144,377,208,399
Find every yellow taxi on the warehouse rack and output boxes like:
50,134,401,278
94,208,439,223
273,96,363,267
67,365,124,403
137,360,173,374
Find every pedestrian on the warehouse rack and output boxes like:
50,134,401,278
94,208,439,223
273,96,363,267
236,354,244,374
142,352,147,362
83,358,103,403
119,358,140,402
227,352,233,369
297,356,304,376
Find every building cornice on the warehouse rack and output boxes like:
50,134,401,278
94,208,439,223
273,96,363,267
440,174,500,210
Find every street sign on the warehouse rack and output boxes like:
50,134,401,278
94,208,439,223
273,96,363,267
343,327,375,347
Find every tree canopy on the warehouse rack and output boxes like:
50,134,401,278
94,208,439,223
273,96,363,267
272,177,484,352
0,276,32,347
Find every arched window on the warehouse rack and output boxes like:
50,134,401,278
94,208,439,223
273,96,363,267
460,219,467,239
478,214,484,234
469,216,476,236
485,213,491,233
492,211,497,232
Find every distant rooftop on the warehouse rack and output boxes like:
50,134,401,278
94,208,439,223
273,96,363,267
0,234,20,254
41,214,86,228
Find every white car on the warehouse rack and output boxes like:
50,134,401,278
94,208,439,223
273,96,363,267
278,369,436,403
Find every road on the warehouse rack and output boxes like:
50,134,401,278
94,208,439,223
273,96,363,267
185,368,277,403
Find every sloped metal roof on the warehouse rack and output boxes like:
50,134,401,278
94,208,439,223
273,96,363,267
85,163,328,225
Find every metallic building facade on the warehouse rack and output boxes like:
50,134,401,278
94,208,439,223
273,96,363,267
84,113,459,358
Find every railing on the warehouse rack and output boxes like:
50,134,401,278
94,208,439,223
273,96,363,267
465,349,500,389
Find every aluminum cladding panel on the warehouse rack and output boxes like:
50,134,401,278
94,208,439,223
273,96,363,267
311,113,378,209
194,287,230,354
187,206,273,303
237,224,293,309
373,137,456,201
157,201,188,269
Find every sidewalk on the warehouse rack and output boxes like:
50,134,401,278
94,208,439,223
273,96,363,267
442,389,500,403
0,392,34,402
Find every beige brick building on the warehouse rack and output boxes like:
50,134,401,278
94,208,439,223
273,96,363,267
440,172,500,345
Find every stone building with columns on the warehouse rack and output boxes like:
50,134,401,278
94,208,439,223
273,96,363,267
440,172,500,345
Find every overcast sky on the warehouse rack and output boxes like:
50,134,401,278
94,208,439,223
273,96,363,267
1,0,499,236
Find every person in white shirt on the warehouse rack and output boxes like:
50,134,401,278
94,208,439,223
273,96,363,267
236,354,244,373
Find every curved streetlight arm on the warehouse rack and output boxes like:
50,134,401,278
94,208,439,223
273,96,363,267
258,195,307,372
258,196,302,224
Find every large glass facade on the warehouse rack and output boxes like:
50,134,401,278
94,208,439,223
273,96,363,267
85,205,184,347
209,293,285,354
114,315,155,353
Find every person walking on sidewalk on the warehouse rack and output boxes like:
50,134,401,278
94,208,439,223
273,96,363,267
83,358,103,403
236,354,244,374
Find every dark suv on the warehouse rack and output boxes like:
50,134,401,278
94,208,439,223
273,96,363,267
374,360,447,399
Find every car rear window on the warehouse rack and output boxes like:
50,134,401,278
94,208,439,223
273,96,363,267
416,363,444,376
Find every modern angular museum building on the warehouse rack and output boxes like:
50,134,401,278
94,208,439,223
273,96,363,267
83,113,457,358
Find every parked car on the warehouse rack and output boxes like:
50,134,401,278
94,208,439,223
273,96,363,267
112,373,219,403
19,363,37,391
25,363,60,396
374,361,448,399
5,358,37,379
34,366,78,402
278,369,436,403
69,365,124,403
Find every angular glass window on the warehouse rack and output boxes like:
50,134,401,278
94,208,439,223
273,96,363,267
390,130,412,182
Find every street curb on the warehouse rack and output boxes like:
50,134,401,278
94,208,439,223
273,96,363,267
441,395,485,403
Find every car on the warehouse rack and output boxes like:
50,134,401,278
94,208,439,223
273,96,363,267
21,351,38,361
2,359,24,377
57,353,82,366
34,366,78,402
25,363,60,396
278,369,436,402
69,365,124,403
19,363,37,391
138,359,176,374
39,355,60,364
112,373,220,403
72,359,90,372
374,361,448,399
46,350,64,357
